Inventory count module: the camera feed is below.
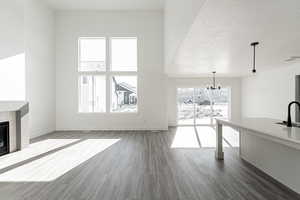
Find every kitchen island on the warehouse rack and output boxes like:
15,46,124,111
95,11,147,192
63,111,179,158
216,118,300,194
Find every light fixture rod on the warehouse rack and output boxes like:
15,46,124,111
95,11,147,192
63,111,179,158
251,42,259,73
213,71,216,88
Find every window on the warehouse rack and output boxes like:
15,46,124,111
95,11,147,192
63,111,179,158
79,38,106,72
111,38,137,71
111,76,137,112
79,76,106,113
78,37,138,113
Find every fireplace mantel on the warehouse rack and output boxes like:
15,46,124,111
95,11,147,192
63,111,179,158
0,101,29,112
0,101,29,152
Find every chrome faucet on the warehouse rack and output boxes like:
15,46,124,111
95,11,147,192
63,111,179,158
287,101,300,127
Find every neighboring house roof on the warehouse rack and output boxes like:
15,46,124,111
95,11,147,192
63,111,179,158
118,82,137,94
112,77,137,94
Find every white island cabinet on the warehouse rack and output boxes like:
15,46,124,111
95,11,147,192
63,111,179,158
216,118,300,194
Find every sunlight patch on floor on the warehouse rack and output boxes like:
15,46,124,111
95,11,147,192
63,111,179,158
171,127,200,148
171,126,239,149
0,139,80,171
0,139,120,182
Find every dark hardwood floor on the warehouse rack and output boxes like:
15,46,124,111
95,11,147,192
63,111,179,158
0,128,299,200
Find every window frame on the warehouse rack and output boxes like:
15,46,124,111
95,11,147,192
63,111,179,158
78,37,139,114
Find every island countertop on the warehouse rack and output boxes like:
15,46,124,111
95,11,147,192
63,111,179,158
216,118,300,150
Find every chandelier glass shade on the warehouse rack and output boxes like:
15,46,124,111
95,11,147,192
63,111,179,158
207,71,221,90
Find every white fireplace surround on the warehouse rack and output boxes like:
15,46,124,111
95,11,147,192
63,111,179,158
0,101,29,153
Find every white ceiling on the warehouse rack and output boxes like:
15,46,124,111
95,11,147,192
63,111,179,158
170,0,300,77
43,0,164,11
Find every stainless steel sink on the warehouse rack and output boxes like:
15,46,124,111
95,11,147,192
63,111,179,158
276,121,300,128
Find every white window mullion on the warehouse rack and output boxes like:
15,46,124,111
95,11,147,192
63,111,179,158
106,37,111,113
193,88,197,126
92,76,95,112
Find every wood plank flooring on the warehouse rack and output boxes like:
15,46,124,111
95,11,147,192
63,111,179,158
0,128,299,200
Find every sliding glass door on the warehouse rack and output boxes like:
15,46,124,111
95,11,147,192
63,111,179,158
177,87,230,126
177,88,195,125
194,88,213,125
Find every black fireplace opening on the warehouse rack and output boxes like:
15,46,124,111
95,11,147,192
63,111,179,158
0,121,9,156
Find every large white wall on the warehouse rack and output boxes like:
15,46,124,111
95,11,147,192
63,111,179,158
242,63,300,120
167,77,241,126
25,0,56,138
0,0,25,101
55,11,167,130
164,0,205,73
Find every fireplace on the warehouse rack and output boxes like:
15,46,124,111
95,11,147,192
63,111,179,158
0,122,9,156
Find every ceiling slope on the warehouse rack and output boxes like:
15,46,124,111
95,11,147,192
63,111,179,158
164,0,207,71
168,0,300,77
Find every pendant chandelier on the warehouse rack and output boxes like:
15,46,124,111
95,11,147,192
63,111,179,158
250,42,259,73
207,71,221,90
